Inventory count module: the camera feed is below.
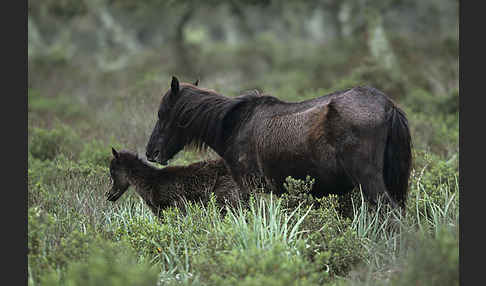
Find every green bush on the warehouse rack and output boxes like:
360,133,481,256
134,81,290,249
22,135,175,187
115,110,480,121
280,177,366,281
106,197,227,268
403,88,459,116
302,195,366,281
39,240,159,286
407,151,459,229
28,89,84,119
29,125,82,161
80,139,123,167
28,153,109,214
191,242,322,286
320,59,408,101
281,175,316,209
404,88,458,158
411,151,458,193
28,207,95,284
388,227,459,286
409,111,458,159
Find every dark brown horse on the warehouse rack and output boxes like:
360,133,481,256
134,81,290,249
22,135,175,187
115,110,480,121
107,148,240,216
146,77,412,209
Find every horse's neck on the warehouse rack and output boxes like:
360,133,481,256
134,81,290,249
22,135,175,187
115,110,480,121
176,91,242,155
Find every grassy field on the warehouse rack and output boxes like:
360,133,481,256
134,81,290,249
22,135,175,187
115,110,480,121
28,2,458,284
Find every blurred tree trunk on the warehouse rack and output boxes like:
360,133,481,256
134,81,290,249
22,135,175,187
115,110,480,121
84,0,140,71
174,7,195,75
28,17,45,59
229,1,254,40
323,2,343,40
363,5,399,72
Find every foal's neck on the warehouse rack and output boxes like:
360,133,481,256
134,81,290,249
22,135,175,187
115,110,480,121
125,158,159,186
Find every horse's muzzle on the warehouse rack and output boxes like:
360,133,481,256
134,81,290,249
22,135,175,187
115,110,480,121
106,191,123,202
146,150,159,162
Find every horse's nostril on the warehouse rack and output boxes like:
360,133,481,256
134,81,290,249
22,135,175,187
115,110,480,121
147,150,160,162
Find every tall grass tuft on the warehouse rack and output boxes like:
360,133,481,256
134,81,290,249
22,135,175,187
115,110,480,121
226,194,312,251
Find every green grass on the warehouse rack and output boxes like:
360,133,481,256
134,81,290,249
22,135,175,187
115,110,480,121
27,133,459,285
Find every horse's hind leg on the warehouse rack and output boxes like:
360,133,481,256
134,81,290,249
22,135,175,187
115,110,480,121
339,147,399,209
354,168,398,209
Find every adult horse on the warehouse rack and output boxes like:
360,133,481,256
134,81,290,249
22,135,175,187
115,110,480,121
146,77,412,209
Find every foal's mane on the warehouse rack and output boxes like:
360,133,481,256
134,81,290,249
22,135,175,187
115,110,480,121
117,150,193,179
117,150,155,171
167,84,261,152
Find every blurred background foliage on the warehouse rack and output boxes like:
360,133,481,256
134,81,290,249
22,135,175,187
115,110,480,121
28,0,459,161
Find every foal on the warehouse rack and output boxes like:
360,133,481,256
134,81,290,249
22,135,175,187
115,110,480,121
106,148,240,216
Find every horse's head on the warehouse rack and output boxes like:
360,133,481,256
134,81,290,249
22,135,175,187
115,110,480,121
106,148,132,202
146,76,198,165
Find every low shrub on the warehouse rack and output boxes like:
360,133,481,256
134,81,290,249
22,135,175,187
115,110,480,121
28,89,84,119
407,151,459,233
38,240,159,286
28,153,109,215
302,195,366,282
388,226,459,286
403,88,459,116
28,125,82,161
28,207,96,284
191,242,322,286
80,139,123,167
281,176,366,282
281,175,316,209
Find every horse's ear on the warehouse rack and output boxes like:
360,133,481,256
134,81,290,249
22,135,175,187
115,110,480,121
194,79,199,86
112,147,119,159
171,76,180,95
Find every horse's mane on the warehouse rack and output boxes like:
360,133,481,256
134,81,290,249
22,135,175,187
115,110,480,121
167,85,262,152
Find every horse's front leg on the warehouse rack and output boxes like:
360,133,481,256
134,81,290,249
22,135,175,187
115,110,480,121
224,149,270,203
231,173,268,206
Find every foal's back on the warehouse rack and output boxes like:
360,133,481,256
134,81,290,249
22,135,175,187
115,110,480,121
150,159,241,209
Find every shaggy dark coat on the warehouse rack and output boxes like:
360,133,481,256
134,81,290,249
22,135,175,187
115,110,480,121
107,149,240,216
146,77,412,209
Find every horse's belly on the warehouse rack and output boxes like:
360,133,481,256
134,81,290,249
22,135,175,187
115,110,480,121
260,154,352,197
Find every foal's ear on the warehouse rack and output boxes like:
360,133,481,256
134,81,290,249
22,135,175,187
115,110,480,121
194,79,199,86
111,147,119,159
171,76,180,95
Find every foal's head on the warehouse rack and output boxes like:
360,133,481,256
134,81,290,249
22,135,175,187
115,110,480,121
106,148,137,202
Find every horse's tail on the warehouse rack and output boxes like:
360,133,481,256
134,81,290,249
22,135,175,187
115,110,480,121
383,104,412,208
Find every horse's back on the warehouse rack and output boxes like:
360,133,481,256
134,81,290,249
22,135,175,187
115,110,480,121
238,86,394,196
249,86,391,153
328,86,392,127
